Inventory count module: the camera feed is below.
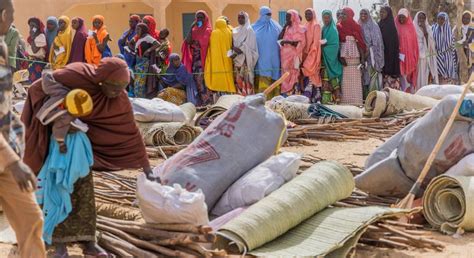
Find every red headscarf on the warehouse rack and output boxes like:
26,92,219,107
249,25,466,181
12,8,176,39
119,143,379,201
181,10,212,73
337,7,367,51
27,17,46,44
143,15,159,39
22,58,148,173
395,8,419,89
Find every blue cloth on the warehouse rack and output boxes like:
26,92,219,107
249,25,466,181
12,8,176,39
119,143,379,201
36,132,94,244
460,99,474,118
162,62,199,105
46,16,59,51
118,29,137,68
102,45,112,59
252,6,282,80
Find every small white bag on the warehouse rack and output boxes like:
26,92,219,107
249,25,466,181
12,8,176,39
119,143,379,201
137,174,209,225
211,152,301,216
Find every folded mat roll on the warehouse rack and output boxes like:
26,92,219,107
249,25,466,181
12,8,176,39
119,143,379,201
136,122,202,146
364,88,438,118
423,175,474,234
217,161,354,253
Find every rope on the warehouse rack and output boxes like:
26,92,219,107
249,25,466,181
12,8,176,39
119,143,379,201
12,41,463,77
11,56,282,76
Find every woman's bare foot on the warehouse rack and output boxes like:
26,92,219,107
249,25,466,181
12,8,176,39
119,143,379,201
83,241,108,257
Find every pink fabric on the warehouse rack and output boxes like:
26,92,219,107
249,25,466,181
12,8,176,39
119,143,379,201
281,10,306,93
302,8,322,86
182,10,212,73
395,8,419,88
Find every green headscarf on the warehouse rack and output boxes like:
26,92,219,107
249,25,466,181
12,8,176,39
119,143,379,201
322,10,343,81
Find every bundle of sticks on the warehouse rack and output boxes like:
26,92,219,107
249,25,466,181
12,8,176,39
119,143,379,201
97,216,226,257
358,219,445,251
289,110,427,142
94,172,137,207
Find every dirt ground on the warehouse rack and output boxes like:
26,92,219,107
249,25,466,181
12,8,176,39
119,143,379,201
1,138,473,257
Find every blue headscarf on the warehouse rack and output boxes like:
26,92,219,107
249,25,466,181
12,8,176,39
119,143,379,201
252,6,282,80
162,53,198,105
46,16,58,50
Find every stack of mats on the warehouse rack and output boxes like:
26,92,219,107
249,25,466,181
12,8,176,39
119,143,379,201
216,161,407,257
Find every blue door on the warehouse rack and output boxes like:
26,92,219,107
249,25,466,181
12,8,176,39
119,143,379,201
278,10,287,27
182,13,195,40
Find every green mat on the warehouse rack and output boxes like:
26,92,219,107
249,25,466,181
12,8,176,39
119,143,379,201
217,161,355,253
423,175,474,234
251,206,404,257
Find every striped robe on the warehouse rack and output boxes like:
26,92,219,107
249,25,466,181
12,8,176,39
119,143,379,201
432,13,457,80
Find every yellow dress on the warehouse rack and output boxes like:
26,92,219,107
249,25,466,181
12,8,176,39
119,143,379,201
49,16,72,70
204,19,236,93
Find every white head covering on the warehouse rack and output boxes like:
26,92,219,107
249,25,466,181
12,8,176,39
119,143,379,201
232,11,259,84
413,11,439,84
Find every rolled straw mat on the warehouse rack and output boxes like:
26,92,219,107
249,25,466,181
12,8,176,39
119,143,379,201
137,122,202,146
0,212,16,244
195,95,244,126
423,175,474,234
364,88,438,118
266,100,311,122
217,161,354,253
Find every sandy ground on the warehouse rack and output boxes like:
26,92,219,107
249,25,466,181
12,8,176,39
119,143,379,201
1,138,473,257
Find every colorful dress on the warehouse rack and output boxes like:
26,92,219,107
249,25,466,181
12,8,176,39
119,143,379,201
26,18,48,84
133,33,158,98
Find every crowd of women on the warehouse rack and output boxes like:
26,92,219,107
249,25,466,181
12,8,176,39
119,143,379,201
7,6,474,107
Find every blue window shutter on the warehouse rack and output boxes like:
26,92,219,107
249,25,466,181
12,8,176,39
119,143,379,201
278,11,286,27
182,13,195,40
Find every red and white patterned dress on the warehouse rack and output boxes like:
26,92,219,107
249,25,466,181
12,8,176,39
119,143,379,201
340,36,363,106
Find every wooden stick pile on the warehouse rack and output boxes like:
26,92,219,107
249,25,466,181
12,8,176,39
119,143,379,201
288,110,427,142
358,219,445,251
97,216,226,257
94,172,137,207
